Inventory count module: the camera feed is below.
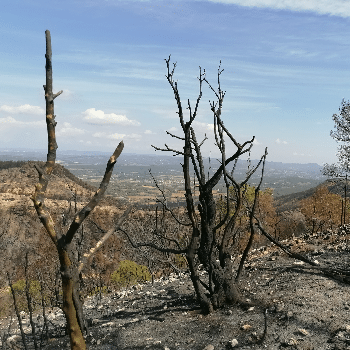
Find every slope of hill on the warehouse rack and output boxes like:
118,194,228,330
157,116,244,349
0,161,124,288
274,178,348,213
1,161,350,349
1,226,350,350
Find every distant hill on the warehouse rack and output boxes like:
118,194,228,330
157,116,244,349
0,148,328,197
274,178,347,213
0,160,97,200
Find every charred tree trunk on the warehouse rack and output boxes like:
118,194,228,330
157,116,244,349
150,57,268,313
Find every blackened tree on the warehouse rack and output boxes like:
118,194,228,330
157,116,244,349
121,56,268,314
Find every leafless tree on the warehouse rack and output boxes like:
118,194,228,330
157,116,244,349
30,30,130,349
121,56,268,314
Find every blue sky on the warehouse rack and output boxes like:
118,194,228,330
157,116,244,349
1,0,350,165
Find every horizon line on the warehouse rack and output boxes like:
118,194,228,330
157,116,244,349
0,147,325,166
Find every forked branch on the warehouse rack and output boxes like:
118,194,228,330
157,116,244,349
78,205,132,274
65,141,124,244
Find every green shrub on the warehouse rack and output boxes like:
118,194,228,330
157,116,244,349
0,288,13,318
8,279,42,312
88,285,109,297
110,260,151,288
174,254,187,269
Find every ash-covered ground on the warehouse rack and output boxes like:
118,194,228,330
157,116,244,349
1,227,350,350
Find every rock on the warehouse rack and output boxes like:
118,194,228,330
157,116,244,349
281,338,298,346
229,338,238,348
6,335,21,350
241,324,252,331
203,345,214,350
92,318,100,325
298,328,309,336
102,321,116,328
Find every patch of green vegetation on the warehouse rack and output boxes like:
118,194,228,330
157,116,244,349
88,285,109,296
110,260,151,288
174,254,187,269
8,279,43,312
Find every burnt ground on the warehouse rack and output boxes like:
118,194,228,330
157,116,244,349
1,230,350,350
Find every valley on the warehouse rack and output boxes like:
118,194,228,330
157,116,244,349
0,148,327,204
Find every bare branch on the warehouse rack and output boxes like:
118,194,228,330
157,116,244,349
165,55,185,130
188,65,204,124
152,227,183,251
236,147,268,280
218,181,241,249
216,113,242,149
190,127,206,184
151,144,185,156
198,133,208,148
166,130,186,141
78,206,132,274
53,90,63,100
65,141,124,244
149,170,192,226
239,145,267,187
119,227,187,255
256,218,319,266
254,218,350,283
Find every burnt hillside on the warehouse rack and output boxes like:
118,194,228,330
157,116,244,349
274,178,347,213
0,161,125,289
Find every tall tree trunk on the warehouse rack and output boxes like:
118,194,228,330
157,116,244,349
59,250,86,350
31,30,128,349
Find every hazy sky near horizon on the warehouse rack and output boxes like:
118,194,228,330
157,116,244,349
1,0,350,165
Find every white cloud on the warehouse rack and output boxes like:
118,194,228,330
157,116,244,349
0,104,44,115
293,152,312,157
56,122,85,137
93,132,142,140
192,121,214,132
275,138,287,144
107,133,127,140
92,132,107,138
208,0,350,18
253,138,261,145
0,116,45,126
0,117,16,124
168,127,178,132
126,133,142,139
82,108,140,126
59,89,74,101
144,130,155,134
151,107,179,119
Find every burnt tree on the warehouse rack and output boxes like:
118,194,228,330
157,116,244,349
122,56,268,314
31,30,130,349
